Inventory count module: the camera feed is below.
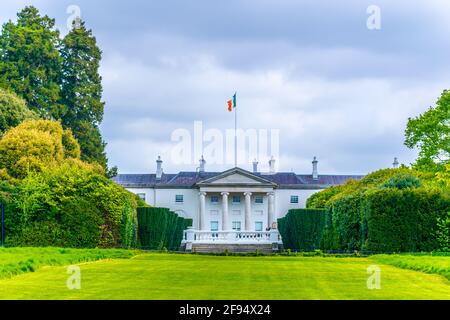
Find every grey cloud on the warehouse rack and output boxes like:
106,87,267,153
1,0,449,174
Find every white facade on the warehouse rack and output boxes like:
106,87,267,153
126,186,320,231
114,158,363,247
120,168,333,232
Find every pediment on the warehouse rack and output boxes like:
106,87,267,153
197,167,276,186
210,173,263,184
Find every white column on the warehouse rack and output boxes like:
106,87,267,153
267,192,275,229
244,192,252,231
221,192,229,231
199,191,206,230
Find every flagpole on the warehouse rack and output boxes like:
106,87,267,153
234,92,237,168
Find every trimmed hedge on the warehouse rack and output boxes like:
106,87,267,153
278,209,326,250
364,188,449,252
320,188,450,252
4,163,139,248
329,192,366,251
306,168,450,252
137,207,192,250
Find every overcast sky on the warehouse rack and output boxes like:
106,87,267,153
1,1,450,175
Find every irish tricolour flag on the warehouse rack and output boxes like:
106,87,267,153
227,92,236,112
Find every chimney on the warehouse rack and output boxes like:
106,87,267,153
252,159,258,173
199,155,206,173
312,156,318,180
268,156,275,174
156,156,163,180
393,157,399,169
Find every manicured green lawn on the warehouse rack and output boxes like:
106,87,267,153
0,247,139,279
371,253,450,280
0,251,449,300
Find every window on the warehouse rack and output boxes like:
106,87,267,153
290,195,299,204
136,193,146,202
210,195,219,204
254,210,263,216
210,221,219,231
175,194,184,203
255,195,263,204
255,221,263,232
232,221,241,231
232,195,241,204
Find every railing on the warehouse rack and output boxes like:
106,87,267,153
183,229,282,243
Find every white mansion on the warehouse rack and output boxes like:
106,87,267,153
113,156,364,252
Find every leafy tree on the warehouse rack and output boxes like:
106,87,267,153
61,20,104,127
0,6,63,118
61,21,107,169
405,90,450,171
0,120,82,178
72,121,107,169
7,162,138,248
0,7,111,173
436,164,450,188
60,19,107,169
0,88,37,134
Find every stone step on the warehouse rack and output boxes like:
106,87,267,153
189,243,277,254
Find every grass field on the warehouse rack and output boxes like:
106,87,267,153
0,247,139,279
0,249,450,300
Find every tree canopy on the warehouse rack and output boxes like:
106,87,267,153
405,89,450,171
0,119,84,179
0,6,63,119
60,19,107,168
0,88,37,134
0,6,110,172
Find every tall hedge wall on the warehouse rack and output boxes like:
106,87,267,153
306,168,450,252
364,188,449,252
278,209,326,250
320,188,450,252
137,207,192,250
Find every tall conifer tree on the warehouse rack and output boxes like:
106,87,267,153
60,19,107,169
0,6,63,118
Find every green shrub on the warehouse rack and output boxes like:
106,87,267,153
330,193,366,250
308,166,450,253
5,162,138,248
364,188,450,252
137,207,192,250
59,199,103,247
278,209,326,250
382,173,422,189
435,212,450,252
306,184,345,209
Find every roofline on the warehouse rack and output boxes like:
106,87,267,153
196,167,277,186
118,184,336,190
115,172,366,178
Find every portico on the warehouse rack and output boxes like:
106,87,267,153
198,189,276,232
195,167,278,232
182,167,282,248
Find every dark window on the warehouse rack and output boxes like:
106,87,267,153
290,195,299,204
175,195,184,203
